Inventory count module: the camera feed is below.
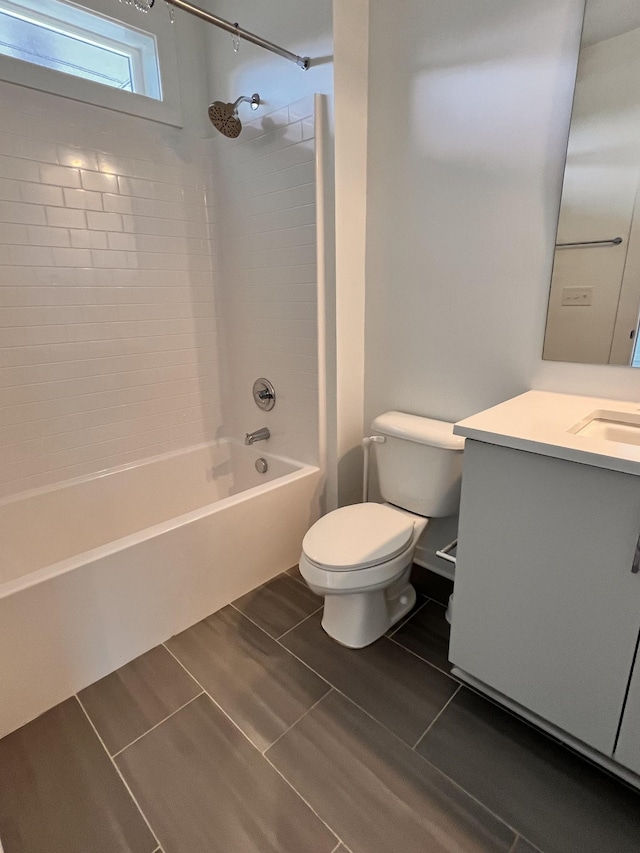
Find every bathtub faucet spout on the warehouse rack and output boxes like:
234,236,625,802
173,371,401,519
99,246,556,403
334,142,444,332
245,427,270,445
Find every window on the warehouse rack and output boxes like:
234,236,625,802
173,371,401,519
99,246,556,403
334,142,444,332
0,0,181,124
0,0,161,98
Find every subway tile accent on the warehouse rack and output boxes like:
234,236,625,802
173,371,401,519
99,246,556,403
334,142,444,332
0,83,317,498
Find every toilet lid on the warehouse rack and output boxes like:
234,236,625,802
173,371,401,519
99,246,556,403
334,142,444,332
302,503,415,571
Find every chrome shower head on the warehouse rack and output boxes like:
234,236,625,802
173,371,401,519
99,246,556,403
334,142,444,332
208,102,243,138
208,93,260,138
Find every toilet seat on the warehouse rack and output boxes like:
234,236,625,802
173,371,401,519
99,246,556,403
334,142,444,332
301,503,415,571
300,545,414,594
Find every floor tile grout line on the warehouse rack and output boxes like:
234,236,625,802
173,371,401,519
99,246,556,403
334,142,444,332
411,725,523,843
426,596,449,610
89,660,517,853
275,623,461,751
261,687,331,756
168,610,526,850
111,691,205,758
424,750,521,845
162,642,213,695
202,598,328,680
262,750,343,852
161,644,343,849
267,639,519,844
228,596,323,642
386,596,429,637
73,694,162,853
261,708,345,851
386,631,458,681
273,637,450,753
262,684,513,853
510,833,543,853
26,567,525,852
277,604,324,639
517,837,543,853
162,640,331,760
412,684,461,750
79,582,514,852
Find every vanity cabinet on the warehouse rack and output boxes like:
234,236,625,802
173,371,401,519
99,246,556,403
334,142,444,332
449,439,640,756
615,645,640,774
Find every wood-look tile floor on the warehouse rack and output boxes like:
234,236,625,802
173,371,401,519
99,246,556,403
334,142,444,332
2,567,640,853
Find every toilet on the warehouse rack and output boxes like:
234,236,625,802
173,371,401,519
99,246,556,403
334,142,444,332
299,411,464,648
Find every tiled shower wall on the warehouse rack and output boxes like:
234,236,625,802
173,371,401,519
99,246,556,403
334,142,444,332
206,96,318,464
0,81,318,501
0,80,220,501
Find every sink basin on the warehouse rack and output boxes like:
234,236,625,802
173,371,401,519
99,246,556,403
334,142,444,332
569,410,640,447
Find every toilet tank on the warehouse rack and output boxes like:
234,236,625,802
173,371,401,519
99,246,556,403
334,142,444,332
372,411,465,517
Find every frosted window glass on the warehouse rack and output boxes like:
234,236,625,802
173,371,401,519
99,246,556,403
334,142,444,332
0,0,160,99
0,11,134,91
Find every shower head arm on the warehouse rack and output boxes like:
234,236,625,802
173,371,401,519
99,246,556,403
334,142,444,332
231,94,260,111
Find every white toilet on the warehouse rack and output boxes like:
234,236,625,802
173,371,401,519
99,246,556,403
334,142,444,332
299,411,464,648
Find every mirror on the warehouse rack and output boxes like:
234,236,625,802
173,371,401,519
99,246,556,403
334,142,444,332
543,0,640,366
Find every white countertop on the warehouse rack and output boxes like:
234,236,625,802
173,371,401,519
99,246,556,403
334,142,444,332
454,390,640,476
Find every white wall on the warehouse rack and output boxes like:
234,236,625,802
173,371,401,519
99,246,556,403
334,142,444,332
359,0,640,450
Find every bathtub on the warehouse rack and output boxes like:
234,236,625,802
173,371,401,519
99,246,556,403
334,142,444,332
0,440,321,738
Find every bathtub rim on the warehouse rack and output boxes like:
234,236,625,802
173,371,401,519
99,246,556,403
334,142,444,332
0,437,309,509
1,447,319,601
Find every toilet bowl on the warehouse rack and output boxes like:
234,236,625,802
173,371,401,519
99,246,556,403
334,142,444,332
299,502,428,648
298,411,464,648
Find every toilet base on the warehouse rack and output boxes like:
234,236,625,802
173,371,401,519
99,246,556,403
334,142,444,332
321,576,417,648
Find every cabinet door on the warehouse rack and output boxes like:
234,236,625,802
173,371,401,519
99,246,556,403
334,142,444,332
449,440,640,755
614,643,640,775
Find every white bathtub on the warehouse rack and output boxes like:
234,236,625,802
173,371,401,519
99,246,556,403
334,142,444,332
0,440,321,738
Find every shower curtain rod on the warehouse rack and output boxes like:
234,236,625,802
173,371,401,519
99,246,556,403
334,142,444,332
159,0,311,70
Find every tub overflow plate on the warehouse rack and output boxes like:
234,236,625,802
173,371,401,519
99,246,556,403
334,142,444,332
253,378,276,411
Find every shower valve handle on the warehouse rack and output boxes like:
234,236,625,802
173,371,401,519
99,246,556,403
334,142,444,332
252,378,276,411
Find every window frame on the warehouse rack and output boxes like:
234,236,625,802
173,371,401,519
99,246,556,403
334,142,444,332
0,0,182,126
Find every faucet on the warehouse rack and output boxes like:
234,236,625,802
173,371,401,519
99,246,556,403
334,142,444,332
245,427,270,445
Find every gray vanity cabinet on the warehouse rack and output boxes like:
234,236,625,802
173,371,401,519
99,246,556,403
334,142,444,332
449,439,640,756
615,652,640,774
